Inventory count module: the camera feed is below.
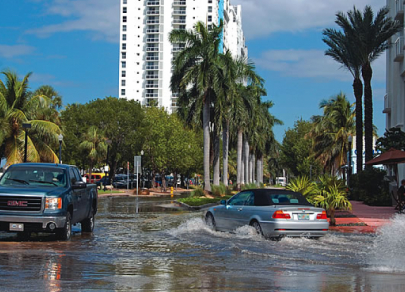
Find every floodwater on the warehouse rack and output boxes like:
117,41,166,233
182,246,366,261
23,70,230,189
0,196,405,292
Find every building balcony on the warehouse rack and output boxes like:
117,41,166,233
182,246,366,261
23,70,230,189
146,38,159,43
147,10,160,15
173,10,186,15
145,93,159,97
145,84,159,88
146,65,159,70
147,1,160,6
172,47,184,52
395,0,404,22
173,19,186,24
146,75,159,79
146,29,159,33
173,1,186,6
394,37,404,62
146,19,160,24
146,56,159,61
383,94,391,114
146,47,159,52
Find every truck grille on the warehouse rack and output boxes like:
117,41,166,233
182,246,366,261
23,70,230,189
0,195,43,212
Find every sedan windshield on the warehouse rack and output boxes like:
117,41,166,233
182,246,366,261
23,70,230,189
0,167,67,187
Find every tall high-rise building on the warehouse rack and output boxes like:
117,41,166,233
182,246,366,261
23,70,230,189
118,0,247,112
385,0,405,179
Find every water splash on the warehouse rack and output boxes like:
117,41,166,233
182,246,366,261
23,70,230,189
367,214,405,273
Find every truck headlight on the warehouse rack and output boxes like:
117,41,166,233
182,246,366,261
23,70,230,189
45,198,62,210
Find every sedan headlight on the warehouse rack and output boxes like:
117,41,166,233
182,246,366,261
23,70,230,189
45,198,62,210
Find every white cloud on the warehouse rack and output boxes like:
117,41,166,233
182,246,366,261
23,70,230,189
232,0,387,39
0,45,35,58
26,0,119,43
254,49,386,82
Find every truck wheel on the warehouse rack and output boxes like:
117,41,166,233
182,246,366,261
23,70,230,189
81,209,95,232
57,212,72,240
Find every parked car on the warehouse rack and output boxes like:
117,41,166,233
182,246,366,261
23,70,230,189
112,174,137,189
205,189,328,240
0,163,97,240
83,172,106,184
96,176,110,188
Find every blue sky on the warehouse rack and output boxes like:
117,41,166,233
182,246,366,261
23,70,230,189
0,0,387,142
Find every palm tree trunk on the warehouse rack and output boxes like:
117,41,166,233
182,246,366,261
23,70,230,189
222,121,229,186
362,62,373,166
241,141,245,185
213,129,220,186
249,154,253,183
256,155,262,184
244,138,249,186
236,129,243,189
353,77,363,175
203,94,211,192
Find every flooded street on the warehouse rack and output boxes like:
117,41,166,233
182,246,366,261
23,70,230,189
0,196,405,291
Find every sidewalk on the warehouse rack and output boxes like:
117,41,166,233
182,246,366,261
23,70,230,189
329,201,397,233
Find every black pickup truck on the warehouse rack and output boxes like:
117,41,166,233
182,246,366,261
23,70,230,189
0,163,97,240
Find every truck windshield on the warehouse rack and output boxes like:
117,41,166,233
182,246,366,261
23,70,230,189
0,166,67,187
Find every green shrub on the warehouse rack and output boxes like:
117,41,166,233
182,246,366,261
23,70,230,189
350,168,391,206
190,187,205,198
211,183,227,196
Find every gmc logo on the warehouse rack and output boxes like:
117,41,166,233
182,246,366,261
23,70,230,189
7,201,28,207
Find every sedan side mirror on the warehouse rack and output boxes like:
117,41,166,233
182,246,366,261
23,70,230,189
72,181,87,189
220,200,226,205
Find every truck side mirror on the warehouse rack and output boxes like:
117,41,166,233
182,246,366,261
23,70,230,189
72,181,86,189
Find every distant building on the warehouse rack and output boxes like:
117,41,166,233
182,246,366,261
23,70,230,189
385,0,405,180
118,0,248,112
347,136,382,174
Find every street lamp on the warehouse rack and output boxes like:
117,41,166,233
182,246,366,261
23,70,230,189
22,123,31,163
58,134,63,164
348,135,353,189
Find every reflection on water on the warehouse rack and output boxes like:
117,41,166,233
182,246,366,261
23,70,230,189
0,196,404,291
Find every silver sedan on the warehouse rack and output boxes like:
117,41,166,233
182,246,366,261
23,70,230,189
205,189,329,239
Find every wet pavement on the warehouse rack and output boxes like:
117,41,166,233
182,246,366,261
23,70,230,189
0,196,405,291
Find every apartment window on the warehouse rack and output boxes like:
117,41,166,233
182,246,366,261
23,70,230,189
122,61,126,68
122,52,126,59
121,89,125,95
122,43,126,50
123,16,127,22
123,7,127,13
208,0,212,3
208,6,212,12
122,71,126,77
122,25,127,32
122,80,126,86
123,0,127,3
208,15,212,22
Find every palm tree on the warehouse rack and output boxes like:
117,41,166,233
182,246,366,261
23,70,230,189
170,21,223,192
325,6,401,168
79,126,107,178
343,6,400,164
310,93,355,175
0,70,62,165
216,51,265,186
323,22,363,174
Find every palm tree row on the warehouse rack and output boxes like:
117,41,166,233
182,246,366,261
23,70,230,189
0,70,63,165
323,5,401,172
169,21,280,191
